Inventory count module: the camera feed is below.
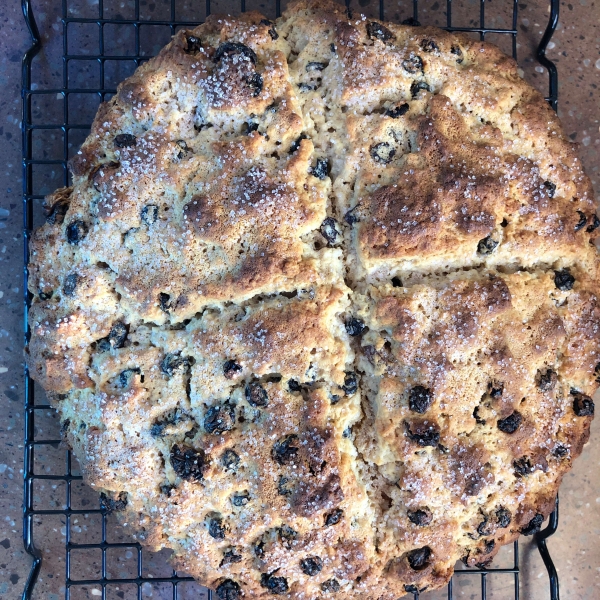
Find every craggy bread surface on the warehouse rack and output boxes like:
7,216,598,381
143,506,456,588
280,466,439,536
26,1,599,598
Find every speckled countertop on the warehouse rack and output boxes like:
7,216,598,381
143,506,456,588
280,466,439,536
0,1,599,599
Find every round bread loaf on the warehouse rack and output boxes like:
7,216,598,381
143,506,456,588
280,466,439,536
27,1,600,597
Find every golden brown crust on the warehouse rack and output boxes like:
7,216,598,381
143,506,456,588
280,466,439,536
26,1,599,598
355,270,596,585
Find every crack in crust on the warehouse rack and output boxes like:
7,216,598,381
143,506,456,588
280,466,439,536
26,1,599,598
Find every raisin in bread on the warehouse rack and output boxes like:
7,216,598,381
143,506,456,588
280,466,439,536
27,1,599,598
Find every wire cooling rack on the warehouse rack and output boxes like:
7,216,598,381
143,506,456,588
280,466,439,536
21,0,562,598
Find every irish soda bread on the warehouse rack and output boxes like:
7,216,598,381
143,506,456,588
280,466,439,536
27,1,600,597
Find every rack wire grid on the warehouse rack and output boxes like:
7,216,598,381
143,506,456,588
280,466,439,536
21,0,563,598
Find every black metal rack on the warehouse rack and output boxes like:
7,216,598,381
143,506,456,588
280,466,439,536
21,0,561,598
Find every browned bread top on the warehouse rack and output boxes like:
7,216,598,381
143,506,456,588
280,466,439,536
27,1,599,598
